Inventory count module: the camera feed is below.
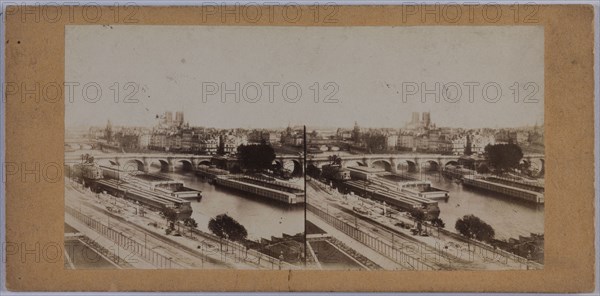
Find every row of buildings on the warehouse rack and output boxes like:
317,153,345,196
88,112,305,154
88,111,543,156
311,114,544,155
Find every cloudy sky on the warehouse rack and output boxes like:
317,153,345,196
66,25,543,129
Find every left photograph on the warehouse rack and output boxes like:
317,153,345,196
63,25,308,269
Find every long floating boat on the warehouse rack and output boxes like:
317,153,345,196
100,165,202,200
340,179,440,221
95,179,193,219
70,161,196,218
462,175,544,204
214,175,305,205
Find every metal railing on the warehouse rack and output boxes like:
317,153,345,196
307,204,438,270
66,206,174,269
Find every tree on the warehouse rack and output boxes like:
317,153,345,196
411,209,426,232
183,217,198,235
328,155,342,165
83,153,94,164
431,217,445,237
237,143,276,172
431,217,445,228
476,163,491,174
362,133,386,152
455,214,495,243
161,208,178,231
484,143,524,173
411,209,425,222
230,165,242,174
208,214,248,242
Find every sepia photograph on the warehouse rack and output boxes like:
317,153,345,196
300,26,545,271
63,25,544,271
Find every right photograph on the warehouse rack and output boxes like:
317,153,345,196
304,27,544,271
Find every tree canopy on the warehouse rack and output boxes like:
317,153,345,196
161,208,179,230
237,143,276,172
183,217,198,235
455,214,495,242
476,163,491,174
484,143,524,172
431,217,446,228
411,209,425,221
208,214,248,242
362,133,387,152
183,217,198,228
328,155,342,165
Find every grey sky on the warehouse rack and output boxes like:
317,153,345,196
66,25,543,129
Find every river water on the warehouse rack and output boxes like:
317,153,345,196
151,166,305,241
161,169,544,241
69,148,542,241
408,171,544,240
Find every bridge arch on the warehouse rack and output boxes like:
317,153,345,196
537,158,545,176
444,160,459,167
397,160,418,173
421,160,440,172
291,159,303,176
527,158,545,177
123,159,145,172
272,160,283,170
148,159,170,172
176,159,194,172
371,159,392,172
198,160,212,167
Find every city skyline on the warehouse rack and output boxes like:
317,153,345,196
66,25,543,129
68,110,544,132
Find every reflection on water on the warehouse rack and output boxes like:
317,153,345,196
153,167,305,240
411,171,544,240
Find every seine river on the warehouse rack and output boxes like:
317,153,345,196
152,165,544,241
409,171,544,240
69,148,542,241
151,166,305,241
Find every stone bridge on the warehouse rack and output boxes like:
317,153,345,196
64,151,543,175
307,153,545,174
64,153,305,174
